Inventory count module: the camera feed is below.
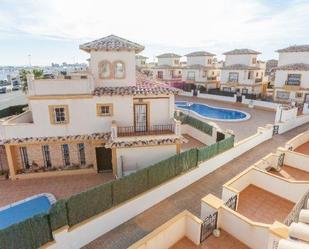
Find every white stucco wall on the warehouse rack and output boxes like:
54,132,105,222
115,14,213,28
157,57,180,67
182,68,220,83
221,69,264,85
116,145,177,175
274,70,309,88
225,54,258,67
278,52,309,66
89,51,136,87
1,95,174,139
187,56,214,66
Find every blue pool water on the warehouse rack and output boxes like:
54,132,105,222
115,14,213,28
175,101,249,121
0,196,52,229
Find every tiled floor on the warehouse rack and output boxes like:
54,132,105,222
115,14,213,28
269,165,309,181
237,185,294,224
169,230,250,249
83,122,309,249
0,172,114,206
181,134,205,151
295,141,309,155
176,96,276,142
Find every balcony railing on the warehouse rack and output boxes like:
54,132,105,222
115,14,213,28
207,76,218,81
255,78,262,83
117,124,175,137
285,80,301,86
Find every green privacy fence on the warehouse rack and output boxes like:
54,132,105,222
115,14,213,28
0,104,28,118
175,112,213,136
0,214,53,249
0,124,234,248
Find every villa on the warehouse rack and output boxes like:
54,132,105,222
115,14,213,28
152,53,183,83
273,45,309,103
182,51,220,90
220,49,268,95
0,35,183,180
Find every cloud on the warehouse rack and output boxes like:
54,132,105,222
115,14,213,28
0,0,308,63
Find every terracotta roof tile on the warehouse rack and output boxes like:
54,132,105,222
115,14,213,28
185,51,216,57
223,49,261,55
276,45,309,53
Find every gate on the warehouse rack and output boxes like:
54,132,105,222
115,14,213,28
273,125,279,135
278,153,285,167
200,212,218,242
225,195,237,210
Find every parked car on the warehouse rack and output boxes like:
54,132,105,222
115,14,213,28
12,84,20,91
0,86,6,93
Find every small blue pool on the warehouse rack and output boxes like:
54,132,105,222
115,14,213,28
0,194,55,229
175,101,250,121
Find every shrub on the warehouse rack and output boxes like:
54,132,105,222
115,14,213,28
49,199,68,230
175,148,198,175
197,143,219,162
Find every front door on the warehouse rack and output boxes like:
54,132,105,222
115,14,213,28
134,103,148,132
96,147,112,172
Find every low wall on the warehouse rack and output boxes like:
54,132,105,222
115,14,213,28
277,113,309,134
253,153,278,171
197,92,236,103
219,206,270,249
127,210,202,249
46,124,273,249
224,167,309,203
181,124,216,145
242,97,279,111
279,149,309,173
179,90,193,97
285,130,309,150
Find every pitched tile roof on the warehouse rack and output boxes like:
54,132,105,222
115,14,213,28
223,49,261,55
221,64,260,70
93,72,180,96
79,35,144,53
276,45,309,53
185,51,216,57
156,53,182,58
275,63,309,71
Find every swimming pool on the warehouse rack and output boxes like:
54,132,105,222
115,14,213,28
175,101,250,122
0,193,56,229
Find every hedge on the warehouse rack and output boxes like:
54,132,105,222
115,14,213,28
0,214,53,249
49,199,68,230
175,148,198,174
0,105,28,118
197,143,218,162
148,155,176,188
218,136,234,153
113,168,149,205
176,112,213,136
66,182,113,226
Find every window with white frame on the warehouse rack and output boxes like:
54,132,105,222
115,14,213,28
114,61,125,79
78,143,86,166
97,103,113,116
287,74,301,85
228,72,239,82
187,71,195,80
49,105,69,125
99,61,111,79
277,91,290,99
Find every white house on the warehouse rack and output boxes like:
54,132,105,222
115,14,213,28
152,53,183,83
220,49,267,94
182,51,220,90
0,35,183,179
135,55,148,68
273,45,309,103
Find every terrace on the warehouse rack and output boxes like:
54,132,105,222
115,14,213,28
268,165,309,181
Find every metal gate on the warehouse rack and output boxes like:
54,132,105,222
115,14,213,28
200,212,218,242
278,153,285,167
273,125,279,135
225,195,237,210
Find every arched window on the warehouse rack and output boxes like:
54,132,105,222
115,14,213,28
114,61,125,79
98,61,111,79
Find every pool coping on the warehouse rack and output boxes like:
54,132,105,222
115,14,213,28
0,193,56,212
175,101,251,122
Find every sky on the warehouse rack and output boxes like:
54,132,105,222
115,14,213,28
0,0,308,66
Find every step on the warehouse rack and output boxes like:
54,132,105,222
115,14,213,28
300,209,309,224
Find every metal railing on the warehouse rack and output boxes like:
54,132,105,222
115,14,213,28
117,124,175,137
225,195,238,211
285,80,300,86
284,189,309,226
255,78,262,83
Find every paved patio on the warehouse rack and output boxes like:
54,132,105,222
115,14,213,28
170,230,250,249
237,185,294,224
295,141,309,155
176,96,276,142
269,165,309,181
181,134,205,151
83,122,309,249
0,172,114,207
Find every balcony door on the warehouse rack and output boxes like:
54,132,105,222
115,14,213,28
134,103,148,132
